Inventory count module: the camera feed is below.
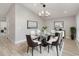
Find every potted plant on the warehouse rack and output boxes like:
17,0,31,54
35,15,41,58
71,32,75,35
70,27,76,40
41,26,47,34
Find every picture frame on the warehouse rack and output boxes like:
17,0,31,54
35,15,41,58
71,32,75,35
54,21,64,30
27,20,38,29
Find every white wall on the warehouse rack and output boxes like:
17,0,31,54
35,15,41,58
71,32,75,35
6,4,76,44
44,16,76,39
75,12,79,48
15,4,43,44
6,4,15,43
76,13,79,42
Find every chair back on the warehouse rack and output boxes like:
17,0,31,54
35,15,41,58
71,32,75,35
58,33,62,44
30,31,36,40
26,35,37,47
56,31,65,39
51,30,55,34
54,32,64,45
30,31,36,35
37,30,41,36
51,30,55,35
54,33,60,43
47,35,51,41
61,31,65,39
57,32,63,45
47,33,59,42
55,32,59,36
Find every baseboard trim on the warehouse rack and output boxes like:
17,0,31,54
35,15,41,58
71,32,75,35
15,39,26,44
75,39,79,49
66,36,70,39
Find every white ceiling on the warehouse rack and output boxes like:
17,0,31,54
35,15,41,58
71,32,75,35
0,3,79,18
0,3,12,16
22,3,79,18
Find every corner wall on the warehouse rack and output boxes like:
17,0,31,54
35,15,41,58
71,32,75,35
76,13,79,42
6,4,76,44
75,12,79,48
15,4,43,44
6,4,15,43
44,16,76,39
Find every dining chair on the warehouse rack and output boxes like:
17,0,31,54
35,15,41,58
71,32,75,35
47,33,60,56
30,31,38,40
26,35,41,56
52,32,64,56
37,29,41,35
55,31,65,49
51,30,55,35
58,31,64,51
56,30,65,39
31,31,36,35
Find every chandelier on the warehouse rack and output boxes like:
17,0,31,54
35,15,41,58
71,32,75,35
38,3,50,16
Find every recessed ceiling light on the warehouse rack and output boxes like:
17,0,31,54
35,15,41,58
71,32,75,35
64,11,67,14
38,13,41,16
33,4,37,7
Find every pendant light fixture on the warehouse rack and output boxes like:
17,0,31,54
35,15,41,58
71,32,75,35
38,3,50,16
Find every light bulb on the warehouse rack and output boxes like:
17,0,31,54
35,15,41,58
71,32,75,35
41,10,44,14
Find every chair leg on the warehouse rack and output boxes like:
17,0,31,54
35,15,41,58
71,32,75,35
32,47,34,56
40,45,41,53
59,44,61,51
59,42,63,51
56,45,59,56
48,45,49,53
51,45,52,48
27,46,29,53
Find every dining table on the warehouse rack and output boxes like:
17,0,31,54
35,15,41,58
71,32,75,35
33,33,55,47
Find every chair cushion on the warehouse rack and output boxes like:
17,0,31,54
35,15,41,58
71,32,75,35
47,36,58,44
33,40,41,45
31,35,38,40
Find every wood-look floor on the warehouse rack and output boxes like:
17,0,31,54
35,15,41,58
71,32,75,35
62,39,79,56
0,37,79,56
